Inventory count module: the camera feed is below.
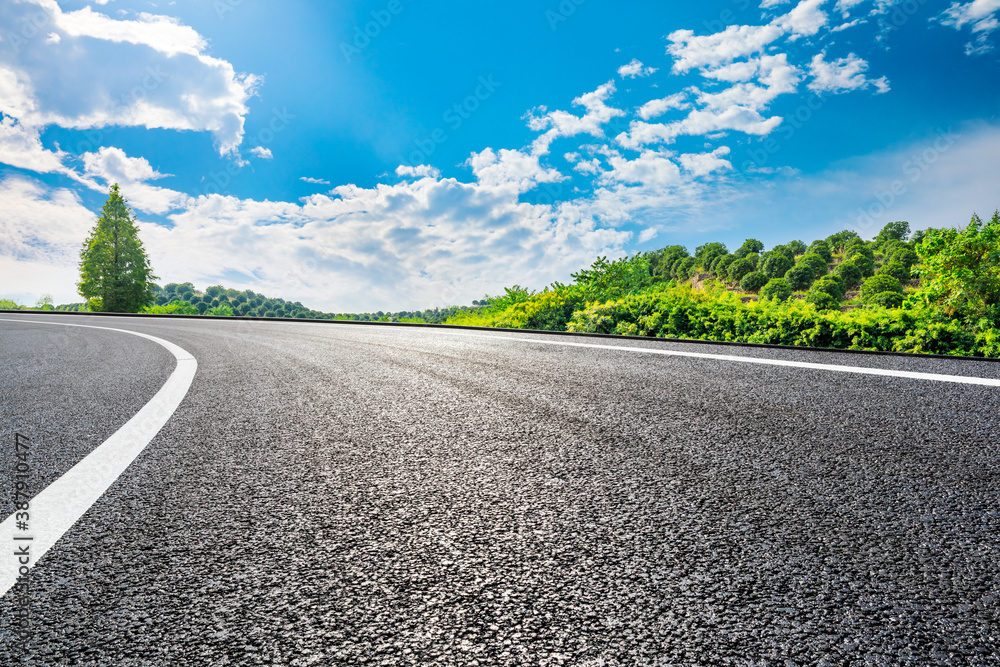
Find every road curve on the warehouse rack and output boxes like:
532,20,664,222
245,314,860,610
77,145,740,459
1,313,998,665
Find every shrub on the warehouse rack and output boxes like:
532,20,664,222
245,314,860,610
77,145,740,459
868,292,905,308
860,274,903,303
798,253,829,278
844,240,874,261
787,240,807,256
814,275,846,300
785,263,816,291
877,260,910,282
834,260,863,288
762,252,793,279
671,257,697,281
807,240,833,263
760,278,792,302
740,271,770,293
727,257,755,283
891,247,919,270
712,254,734,279
770,245,796,262
734,238,765,258
805,289,839,310
826,230,861,253
848,253,875,277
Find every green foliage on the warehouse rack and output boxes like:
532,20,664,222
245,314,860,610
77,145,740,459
813,275,846,300
740,271,769,293
875,220,910,247
144,301,199,315
891,247,919,270
786,240,807,256
733,238,764,259
785,263,816,291
877,260,910,282
572,255,653,300
805,289,839,311
916,211,1000,320
486,284,535,310
770,244,796,262
695,242,728,269
0,299,23,310
205,303,235,316
648,245,689,279
727,257,755,283
798,253,828,279
807,240,833,263
760,278,792,302
762,253,793,279
711,254,734,279
847,252,875,277
844,240,874,261
834,260,863,288
860,274,904,303
77,184,157,313
869,292,905,308
826,230,861,253
671,257,697,282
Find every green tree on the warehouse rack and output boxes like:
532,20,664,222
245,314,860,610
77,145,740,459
760,277,792,302
740,271,769,293
77,185,157,312
733,238,764,259
917,211,1000,319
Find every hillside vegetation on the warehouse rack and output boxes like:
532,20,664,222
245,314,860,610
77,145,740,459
446,213,1000,357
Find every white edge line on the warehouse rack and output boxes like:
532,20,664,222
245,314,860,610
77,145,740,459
0,318,197,597
444,331,1000,387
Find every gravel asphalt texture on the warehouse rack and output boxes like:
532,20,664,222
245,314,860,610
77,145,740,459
0,312,998,665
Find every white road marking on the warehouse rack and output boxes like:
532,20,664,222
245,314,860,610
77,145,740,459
448,331,1000,387
0,318,197,597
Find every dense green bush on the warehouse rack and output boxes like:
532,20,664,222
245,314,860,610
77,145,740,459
813,275,846,300
672,257,697,281
826,230,861,253
877,260,910,282
869,291,905,308
798,253,829,279
760,278,792,302
845,240,874,261
848,253,875,277
740,271,769,293
787,240,807,256
762,253,793,279
834,260,863,288
734,238,765,258
860,274,903,302
785,263,816,290
805,289,839,310
712,254,734,279
727,257,755,283
891,247,919,270
807,240,833,263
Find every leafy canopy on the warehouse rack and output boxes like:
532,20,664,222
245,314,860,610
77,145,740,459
78,184,157,313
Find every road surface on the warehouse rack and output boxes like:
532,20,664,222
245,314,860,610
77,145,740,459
1,313,998,665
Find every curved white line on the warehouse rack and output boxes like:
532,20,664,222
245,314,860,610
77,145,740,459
0,318,197,597
449,331,1000,387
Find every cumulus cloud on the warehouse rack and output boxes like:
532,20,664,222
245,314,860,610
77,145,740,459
774,0,830,38
0,115,65,173
527,82,625,155
617,59,658,78
467,147,565,192
300,176,331,185
0,0,260,156
807,52,890,93
637,93,691,120
667,24,785,73
396,164,441,179
250,146,272,160
939,0,1000,55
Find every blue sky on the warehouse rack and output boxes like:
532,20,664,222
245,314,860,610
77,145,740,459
1,0,999,311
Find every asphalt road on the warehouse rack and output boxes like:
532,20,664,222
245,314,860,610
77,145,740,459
1,313,998,665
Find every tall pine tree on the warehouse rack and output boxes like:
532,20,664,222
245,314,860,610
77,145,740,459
78,184,157,312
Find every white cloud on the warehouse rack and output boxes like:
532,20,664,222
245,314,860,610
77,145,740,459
637,93,691,120
300,176,331,185
528,82,625,155
0,0,260,156
0,115,65,173
774,0,830,38
250,146,272,160
0,176,94,263
467,147,565,192
939,0,1000,55
667,24,785,73
679,147,733,177
617,59,658,78
396,164,441,179
82,146,167,183
807,52,889,93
